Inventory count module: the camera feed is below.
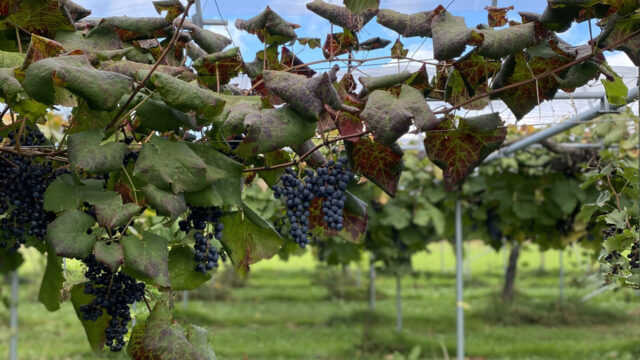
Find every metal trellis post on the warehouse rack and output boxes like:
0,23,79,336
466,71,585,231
455,199,465,360
9,271,19,360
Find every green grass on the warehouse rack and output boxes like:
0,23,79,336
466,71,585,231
1,241,639,360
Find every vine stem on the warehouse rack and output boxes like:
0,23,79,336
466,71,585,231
243,130,369,173
104,0,195,131
121,165,139,204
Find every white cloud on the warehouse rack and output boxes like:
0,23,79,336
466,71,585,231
606,52,635,67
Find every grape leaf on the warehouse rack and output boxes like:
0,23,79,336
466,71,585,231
390,38,408,58
133,136,217,194
93,196,140,229
344,0,380,14
127,301,214,360
322,31,357,58
152,0,184,22
129,94,196,132
182,20,231,54
220,204,284,276
0,0,75,37
100,60,191,79
47,209,96,259
485,5,514,27
142,70,226,126
22,34,64,68
70,283,110,353
101,16,170,42
0,50,25,67
309,191,368,243
121,232,170,288
403,64,432,96
424,113,507,188
236,105,317,158
141,184,186,220
399,84,438,131
292,37,321,50
259,150,292,186
453,53,501,93
281,46,316,77
376,9,433,37
43,174,111,212
38,244,64,311
185,325,218,360
54,26,123,55
68,129,126,174
235,6,298,45
306,0,377,32
359,71,412,94
358,37,390,51
601,73,629,106
193,47,243,90
346,137,403,197
168,245,211,290
431,6,472,60
93,241,124,271
23,55,133,110
468,23,536,59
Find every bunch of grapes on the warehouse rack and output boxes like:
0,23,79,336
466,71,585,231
79,255,145,352
272,157,353,248
0,126,67,250
604,250,622,263
273,168,314,247
178,206,223,273
628,241,639,269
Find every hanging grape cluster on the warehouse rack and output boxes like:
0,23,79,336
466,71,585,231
628,241,639,269
178,206,223,273
272,157,353,248
0,126,66,250
80,255,145,352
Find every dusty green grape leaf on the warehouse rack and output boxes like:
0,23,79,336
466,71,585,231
485,5,514,27
306,0,377,31
142,70,226,126
0,67,26,103
133,136,216,194
22,34,64,68
424,113,507,188
236,105,317,159
182,21,232,54
322,31,357,58
38,244,64,311
131,94,197,132
597,13,640,66
398,83,438,131
43,174,107,211
121,232,170,288
558,60,600,91
0,50,24,67
235,6,298,45
390,38,408,58
309,191,368,243
220,204,284,276
68,99,117,134
68,129,126,174
70,283,110,353
168,245,211,290
376,9,433,37
346,137,403,197
344,0,379,14
359,71,411,94
491,45,574,120
220,98,261,134
185,325,218,360
101,16,170,42
93,196,140,229
184,143,243,208
141,183,186,220
468,22,536,59
187,40,207,61
93,241,124,271
540,4,578,32
100,60,191,78
47,209,96,259
54,26,123,55
153,0,184,22
193,47,243,90
23,55,133,110
431,6,472,60
1,0,75,37
601,73,629,106
358,36,390,51
453,53,501,93
127,301,214,360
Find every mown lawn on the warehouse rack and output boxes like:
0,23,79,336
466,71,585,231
1,241,639,360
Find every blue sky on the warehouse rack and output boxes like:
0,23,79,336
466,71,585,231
74,0,635,68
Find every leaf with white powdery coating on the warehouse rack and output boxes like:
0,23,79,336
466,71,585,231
306,0,377,32
376,9,433,37
431,6,472,60
47,209,96,259
235,6,298,45
424,113,506,188
121,233,170,288
468,23,536,59
68,130,126,174
142,184,187,220
220,204,284,276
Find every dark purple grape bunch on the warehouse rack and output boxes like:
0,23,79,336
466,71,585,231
272,168,314,248
178,206,223,273
122,137,139,167
628,242,639,269
0,126,67,250
312,158,352,231
79,255,145,352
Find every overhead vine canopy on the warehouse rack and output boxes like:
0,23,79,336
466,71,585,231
0,0,638,357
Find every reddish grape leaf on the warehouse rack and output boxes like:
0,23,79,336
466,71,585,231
468,22,536,59
485,5,514,27
235,6,298,46
322,31,357,59
309,191,368,243
424,113,506,188
431,6,472,60
293,37,322,49
453,53,500,93
404,64,432,96
390,38,408,58
22,34,64,68
281,46,316,77
376,9,433,37
93,241,124,271
1,0,75,37
597,13,640,66
306,0,377,32
193,47,243,90
346,137,403,197
358,37,391,51
445,68,490,111
152,0,185,22
491,43,574,119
